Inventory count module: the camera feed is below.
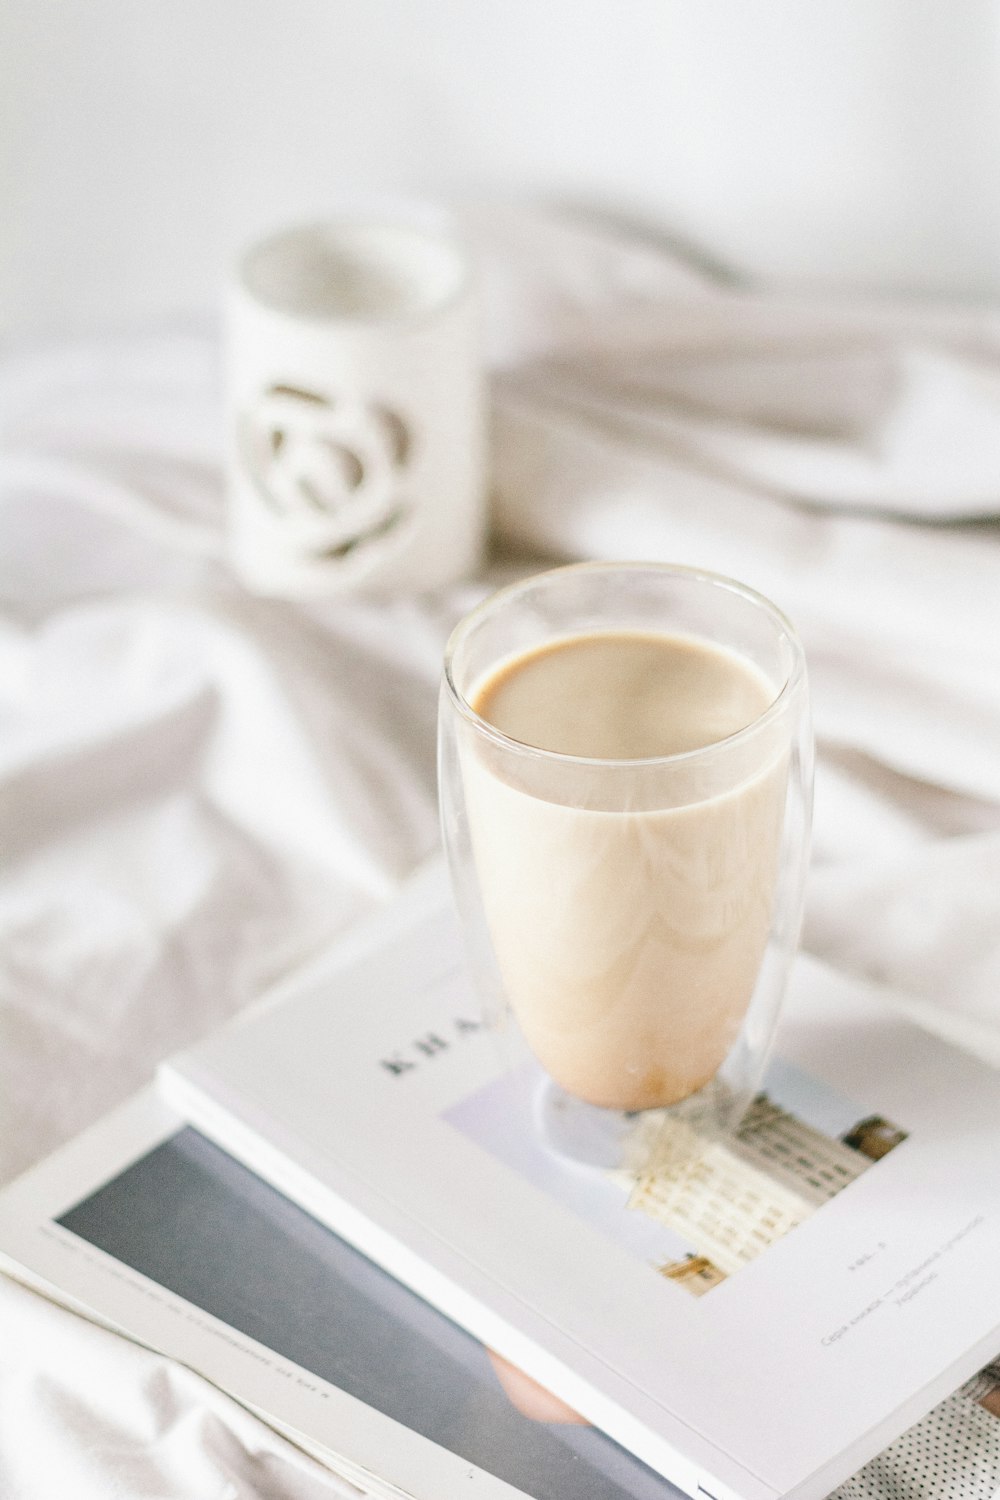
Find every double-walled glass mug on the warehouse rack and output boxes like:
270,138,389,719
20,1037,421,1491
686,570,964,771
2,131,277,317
438,562,813,1165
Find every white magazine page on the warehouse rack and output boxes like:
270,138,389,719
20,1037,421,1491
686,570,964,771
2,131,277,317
0,1089,686,1500
160,865,1000,1500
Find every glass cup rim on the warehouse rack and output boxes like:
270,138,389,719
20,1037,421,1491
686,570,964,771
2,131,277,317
442,559,807,770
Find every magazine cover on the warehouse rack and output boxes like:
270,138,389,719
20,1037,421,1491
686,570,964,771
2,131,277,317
159,863,1000,1500
0,1090,686,1500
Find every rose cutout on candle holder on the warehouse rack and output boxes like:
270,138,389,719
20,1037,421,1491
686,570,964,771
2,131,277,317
238,383,414,564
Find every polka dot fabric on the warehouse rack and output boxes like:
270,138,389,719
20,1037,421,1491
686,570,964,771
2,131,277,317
834,1372,1000,1500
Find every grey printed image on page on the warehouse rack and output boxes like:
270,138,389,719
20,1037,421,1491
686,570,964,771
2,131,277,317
58,1128,683,1500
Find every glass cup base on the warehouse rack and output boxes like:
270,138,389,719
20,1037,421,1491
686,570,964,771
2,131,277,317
532,1072,752,1172
532,1077,642,1169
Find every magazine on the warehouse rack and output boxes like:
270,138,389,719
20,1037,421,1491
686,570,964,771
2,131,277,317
0,1088,687,1500
158,861,1000,1500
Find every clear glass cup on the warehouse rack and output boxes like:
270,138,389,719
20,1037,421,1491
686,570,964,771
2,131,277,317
438,562,812,1165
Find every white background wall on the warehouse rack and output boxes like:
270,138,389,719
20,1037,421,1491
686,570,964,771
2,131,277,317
5,0,1000,334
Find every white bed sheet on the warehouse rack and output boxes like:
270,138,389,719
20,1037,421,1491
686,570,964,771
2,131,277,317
2,205,1000,1498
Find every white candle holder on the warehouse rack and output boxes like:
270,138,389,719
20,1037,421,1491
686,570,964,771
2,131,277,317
225,215,487,597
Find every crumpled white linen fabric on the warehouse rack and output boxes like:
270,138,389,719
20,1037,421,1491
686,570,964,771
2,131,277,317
0,1275,355,1499
2,204,1000,1499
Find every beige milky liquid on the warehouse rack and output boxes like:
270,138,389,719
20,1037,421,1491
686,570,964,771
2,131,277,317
464,630,787,1111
